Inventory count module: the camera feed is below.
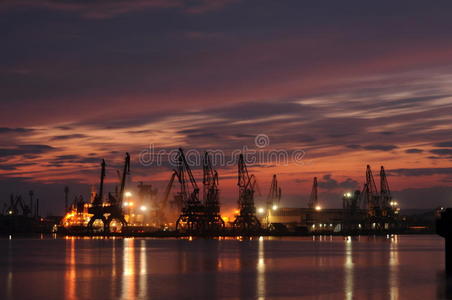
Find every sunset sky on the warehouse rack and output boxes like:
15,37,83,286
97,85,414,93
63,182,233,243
1,0,451,215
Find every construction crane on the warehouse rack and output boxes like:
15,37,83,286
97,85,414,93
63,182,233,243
360,165,383,230
267,174,281,210
202,151,224,231
380,166,392,212
87,159,108,231
307,177,318,209
175,148,204,233
104,153,129,230
233,154,261,232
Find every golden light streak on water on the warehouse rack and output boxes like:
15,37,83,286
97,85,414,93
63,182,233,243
257,236,266,300
344,236,353,300
65,237,76,300
121,238,136,300
138,240,147,299
390,235,400,300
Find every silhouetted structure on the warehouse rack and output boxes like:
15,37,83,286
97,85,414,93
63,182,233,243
233,154,261,232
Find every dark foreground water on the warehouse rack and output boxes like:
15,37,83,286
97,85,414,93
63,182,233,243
0,235,449,300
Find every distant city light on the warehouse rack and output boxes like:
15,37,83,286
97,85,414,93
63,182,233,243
272,205,278,211
257,207,265,214
140,205,147,212
124,191,132,197
315,205,322,211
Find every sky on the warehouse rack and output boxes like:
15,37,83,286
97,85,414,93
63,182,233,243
0,0,451,215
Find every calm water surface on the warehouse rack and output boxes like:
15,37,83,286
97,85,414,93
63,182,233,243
0,235,449,300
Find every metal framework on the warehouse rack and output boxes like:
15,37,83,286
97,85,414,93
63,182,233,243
233,154,261,231
202,151,224,231
104,153,129,229
87,153,129,232
307,177,318,209
380,166,391,213
87,159,108,231
175,148,204,233
267,174,281,209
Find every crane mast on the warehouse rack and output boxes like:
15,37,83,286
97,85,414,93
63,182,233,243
308,177,318,209
202,151,224,231
175,148,204,233
233,154,261,232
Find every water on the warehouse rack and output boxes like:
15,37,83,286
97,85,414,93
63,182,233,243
0,235,449,300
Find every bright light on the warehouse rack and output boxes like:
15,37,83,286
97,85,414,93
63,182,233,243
123,202,129,207
344,192,352,198
315,205,322,211
140,205,147,212
257,207,265,214
272,205,278,211
124,191,132,197
8,210,13,215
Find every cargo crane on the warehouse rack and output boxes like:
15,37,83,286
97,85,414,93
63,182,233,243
87,159,108,231
361,165,383,230
175,148,204,233
307,177,318,209
18,196,31,216
380,166,392,214
104,153,129,230
202,151,224,231
267,174,281,210
233,154,261,232
162,170,177,213
6,195,31,216
380,166,400,229
265,174,281,228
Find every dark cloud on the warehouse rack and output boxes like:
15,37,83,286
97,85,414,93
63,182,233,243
430,149,452,155
364,145,398,151
318,174,359,190
346,144,398,151
0,162,37,171
50,134,88,141
0,127,33,134
207,101,312,120
405,148,423,154
435,141,452,147
0,144,55,158
389,168,452,176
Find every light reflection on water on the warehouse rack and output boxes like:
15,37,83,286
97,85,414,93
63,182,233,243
0,235,449,300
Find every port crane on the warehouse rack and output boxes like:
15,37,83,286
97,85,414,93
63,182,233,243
104,153,129,230
87,159,108,231
175,148,204,232
233,154,261,232
307,177,318,209
202,151,224,231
